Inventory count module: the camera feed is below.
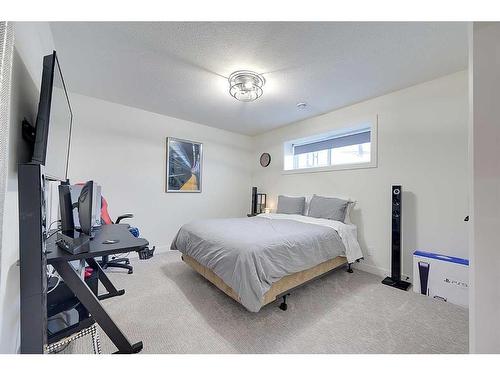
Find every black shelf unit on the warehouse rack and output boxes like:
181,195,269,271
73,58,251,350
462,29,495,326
18,163,47,353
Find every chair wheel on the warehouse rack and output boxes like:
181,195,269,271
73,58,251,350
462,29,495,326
128,270,133,274
279,302,287,311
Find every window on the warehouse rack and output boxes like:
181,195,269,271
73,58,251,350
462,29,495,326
283,123,377,172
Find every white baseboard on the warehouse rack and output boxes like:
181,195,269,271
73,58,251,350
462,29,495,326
353,261,412,282
352,262,388,278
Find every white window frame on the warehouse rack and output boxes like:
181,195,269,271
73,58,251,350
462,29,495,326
283,117,378,174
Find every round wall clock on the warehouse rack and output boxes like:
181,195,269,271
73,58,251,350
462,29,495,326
260,153,271,167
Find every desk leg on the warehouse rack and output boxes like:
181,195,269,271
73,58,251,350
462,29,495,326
52,260,143,354
85,258,125,300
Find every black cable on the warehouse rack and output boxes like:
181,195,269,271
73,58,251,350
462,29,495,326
46,228,62,240
48,219,61,231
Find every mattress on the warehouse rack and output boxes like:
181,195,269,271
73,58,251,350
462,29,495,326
170,213,363,312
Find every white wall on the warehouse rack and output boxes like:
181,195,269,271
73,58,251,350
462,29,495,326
68,94,253,253
469,23,500,354
11,22,55,88
251,71,469,280
0,22,55,353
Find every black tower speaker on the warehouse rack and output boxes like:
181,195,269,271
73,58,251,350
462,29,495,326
251,186,258,215
382,185,411,291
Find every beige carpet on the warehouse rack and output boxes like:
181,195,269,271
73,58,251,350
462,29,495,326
67,251,468,354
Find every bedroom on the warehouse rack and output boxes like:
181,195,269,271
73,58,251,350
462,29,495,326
1,1,499,368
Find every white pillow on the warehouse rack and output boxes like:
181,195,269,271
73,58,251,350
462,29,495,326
344,201,356,224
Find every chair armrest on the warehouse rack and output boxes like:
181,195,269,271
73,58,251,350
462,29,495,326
116,214,134,223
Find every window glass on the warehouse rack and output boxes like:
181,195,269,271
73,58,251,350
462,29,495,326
331,142,371,165
283,124,375,172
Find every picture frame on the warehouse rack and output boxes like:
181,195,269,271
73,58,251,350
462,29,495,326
166,137,203,193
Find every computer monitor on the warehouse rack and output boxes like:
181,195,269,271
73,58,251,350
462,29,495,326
58,183,74,232
78,181,94,236
69,183,101,229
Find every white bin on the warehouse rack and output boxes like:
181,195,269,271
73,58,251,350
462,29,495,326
413,250,469,308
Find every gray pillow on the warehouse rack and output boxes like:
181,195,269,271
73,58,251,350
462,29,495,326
276,195,306,215
307,195,349,222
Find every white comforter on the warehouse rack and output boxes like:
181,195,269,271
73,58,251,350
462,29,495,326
257,213,363,263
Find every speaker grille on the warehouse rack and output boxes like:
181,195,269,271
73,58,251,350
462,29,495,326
391,185,402,280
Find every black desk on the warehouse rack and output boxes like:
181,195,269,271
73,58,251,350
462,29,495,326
46,224,148,354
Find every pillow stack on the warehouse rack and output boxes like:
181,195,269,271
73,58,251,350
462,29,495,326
275,194,354,223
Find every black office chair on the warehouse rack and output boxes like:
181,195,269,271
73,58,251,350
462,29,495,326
99,209,135,274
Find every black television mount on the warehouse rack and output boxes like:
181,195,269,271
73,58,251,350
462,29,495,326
21,118,36,156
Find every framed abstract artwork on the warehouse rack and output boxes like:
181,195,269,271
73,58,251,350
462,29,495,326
166,137,203,193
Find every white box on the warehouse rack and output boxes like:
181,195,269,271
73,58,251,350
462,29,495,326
413,250,469,308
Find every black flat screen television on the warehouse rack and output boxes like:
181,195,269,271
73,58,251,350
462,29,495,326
32,51,72,181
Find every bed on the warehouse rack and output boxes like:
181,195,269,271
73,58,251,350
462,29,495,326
170,213,363,312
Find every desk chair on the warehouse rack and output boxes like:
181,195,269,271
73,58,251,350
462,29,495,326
98,197,136,274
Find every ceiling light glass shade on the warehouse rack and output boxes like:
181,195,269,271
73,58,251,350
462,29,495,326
228,70,265,102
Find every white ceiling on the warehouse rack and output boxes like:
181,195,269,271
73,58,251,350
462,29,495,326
50,22,468,135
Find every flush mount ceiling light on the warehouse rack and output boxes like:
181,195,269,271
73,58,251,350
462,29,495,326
228,70,265,102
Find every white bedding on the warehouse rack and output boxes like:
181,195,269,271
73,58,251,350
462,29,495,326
257,213,363,263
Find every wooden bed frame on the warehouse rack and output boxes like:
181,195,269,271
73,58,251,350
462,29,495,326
181,254,350,310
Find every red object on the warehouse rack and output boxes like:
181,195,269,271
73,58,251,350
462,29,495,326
84,267,93,278
100,196,113,225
